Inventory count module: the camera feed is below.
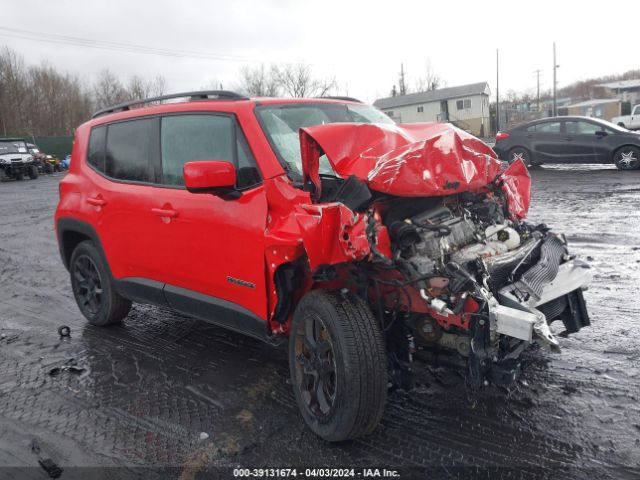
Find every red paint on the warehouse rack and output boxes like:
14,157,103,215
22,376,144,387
300,122,502,197
183,160,236,192
55,96,532,338
499,158,531,220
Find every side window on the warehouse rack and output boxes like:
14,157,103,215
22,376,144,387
526,125,537,132
87,125,106,172
160,115,261,189
536,122,561,133
161,115,233,186
105,119,154,182
566,121,599,135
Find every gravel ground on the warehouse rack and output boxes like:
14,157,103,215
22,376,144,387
0,167,639,479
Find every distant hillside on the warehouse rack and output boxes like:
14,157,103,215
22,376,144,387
558,69,640,99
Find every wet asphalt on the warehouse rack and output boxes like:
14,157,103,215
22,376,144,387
0,167,639,479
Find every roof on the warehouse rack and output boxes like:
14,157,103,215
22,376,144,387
596,79,640,90
565,98,621,108
373,82,490,110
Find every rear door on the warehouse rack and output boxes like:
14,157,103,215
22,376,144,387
85,117,168,304
530,120,565,162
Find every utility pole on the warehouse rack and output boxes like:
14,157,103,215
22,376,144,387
496,49,500,132
533,69,542,112
552,42,559,116
399,63,407,96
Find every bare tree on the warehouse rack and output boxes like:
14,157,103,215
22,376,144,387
271,63,336,98
237,64,280,97
93,70,128,110
126,75,166,100
415,60,444,92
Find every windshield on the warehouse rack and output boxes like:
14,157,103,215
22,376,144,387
256,103,394,175
0,141,28,155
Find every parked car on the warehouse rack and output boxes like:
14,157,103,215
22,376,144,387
55,91,592,441
494,116,640,170
0,138,38,180
612,104,640,130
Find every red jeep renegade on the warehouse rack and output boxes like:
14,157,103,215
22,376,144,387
55,91,592,441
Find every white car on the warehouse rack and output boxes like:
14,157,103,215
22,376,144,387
612,104,640,130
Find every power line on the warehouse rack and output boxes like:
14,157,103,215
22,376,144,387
0,25,259,63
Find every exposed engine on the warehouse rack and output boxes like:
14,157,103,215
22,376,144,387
370,191,592,388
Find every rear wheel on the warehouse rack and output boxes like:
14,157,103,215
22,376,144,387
44,162,54,174
508,146,533,166
14,170,24,181
28,165,38,179
289,289,387,442
617,122,625,128
55,163,64,172
614,146,640,170
70,241,131,326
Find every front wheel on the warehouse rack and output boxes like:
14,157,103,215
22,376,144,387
44,162,54,174
28,165,38,179
614,146,640,170
70,241,131,326
289,290,388,442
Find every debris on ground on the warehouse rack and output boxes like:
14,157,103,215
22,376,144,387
31,438,63,479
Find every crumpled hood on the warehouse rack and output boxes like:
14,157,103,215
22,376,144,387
300,122,503,197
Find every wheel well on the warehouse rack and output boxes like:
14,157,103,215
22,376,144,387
611,144,638,162
61,230,91,267
617,122,625,128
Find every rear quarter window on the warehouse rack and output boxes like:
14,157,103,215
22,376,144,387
105,118,155,183
87,125,107,172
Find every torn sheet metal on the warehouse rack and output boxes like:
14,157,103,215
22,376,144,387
299,122,503,197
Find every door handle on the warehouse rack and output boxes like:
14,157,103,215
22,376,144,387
152,208,179,218
86,196,106,207
564,137,574,141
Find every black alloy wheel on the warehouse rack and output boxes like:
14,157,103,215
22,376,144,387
71,254,103,316
294,312,337,417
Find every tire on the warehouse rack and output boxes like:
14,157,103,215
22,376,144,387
55,163,64,172
507,146,532,166
44,163,54,174
617,122,625,128
289,289,387,442
14,171,24,181
613,145,640,170
28,165,38,179
69,240,131,326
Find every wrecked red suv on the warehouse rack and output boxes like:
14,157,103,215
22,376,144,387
55,91,592,441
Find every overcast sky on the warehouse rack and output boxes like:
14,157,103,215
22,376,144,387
1,0,637,103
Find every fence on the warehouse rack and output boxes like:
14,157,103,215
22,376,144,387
31,136,73,159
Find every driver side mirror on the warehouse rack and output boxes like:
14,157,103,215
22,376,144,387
183,161,236,195
595,130,608,137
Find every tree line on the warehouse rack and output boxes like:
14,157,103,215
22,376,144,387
0,46,337,138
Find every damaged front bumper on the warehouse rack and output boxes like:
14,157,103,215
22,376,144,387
495,259,592,346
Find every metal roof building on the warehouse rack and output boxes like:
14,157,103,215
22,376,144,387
373,82,491,137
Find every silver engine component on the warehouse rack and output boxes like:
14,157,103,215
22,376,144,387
406,205,522,275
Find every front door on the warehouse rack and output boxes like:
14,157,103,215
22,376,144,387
562,120,605,163
150,113,268,321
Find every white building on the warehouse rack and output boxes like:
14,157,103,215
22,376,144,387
373,82,491,137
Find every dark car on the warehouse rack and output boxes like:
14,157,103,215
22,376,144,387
493,116,640,170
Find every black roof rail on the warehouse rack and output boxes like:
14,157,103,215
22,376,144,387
92,90,249,119
318,96,363,103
